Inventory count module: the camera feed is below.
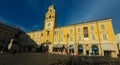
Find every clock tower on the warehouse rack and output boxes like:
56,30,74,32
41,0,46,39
43,5,56,44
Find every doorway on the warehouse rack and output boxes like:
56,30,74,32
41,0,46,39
86,50,89,56
92,45,99,56
104,51,112,57
78,45,83,56
69,45,74,55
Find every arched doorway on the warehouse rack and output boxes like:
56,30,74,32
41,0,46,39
69,45,74,55
92,45,99,56
60,45,65,53
43,40,51,53
78,45,83,56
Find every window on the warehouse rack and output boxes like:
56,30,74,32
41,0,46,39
61,37,63,42
50,9,52,12
49,15,51,19
78,28,80,32
52,16,54,18
70,37,73,41
54,31,57,35
83,27,88,38
101,24,105,29
61,30,63,34
47,31,49,35
41,33,43,36
70,29,73,33
78,35,81,41
46,17,48,20
103,34,107,40
92,35,96,40
54,37,56,42
91,26,94,31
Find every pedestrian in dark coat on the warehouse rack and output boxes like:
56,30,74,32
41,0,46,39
13,48,16,55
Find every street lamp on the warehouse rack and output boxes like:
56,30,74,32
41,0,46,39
66,34,69,55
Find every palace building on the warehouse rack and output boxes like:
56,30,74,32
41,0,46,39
27,5,118,58
0,21,36,52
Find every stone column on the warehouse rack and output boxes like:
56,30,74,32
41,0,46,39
98,45,102,56
83,45,86,56
74,43,78,55
99,44,104,56
89,45,92,56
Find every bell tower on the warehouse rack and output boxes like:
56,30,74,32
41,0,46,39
43,5,56,44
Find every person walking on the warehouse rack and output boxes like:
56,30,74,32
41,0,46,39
13,48,16,55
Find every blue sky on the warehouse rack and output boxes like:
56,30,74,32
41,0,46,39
0,0,120,34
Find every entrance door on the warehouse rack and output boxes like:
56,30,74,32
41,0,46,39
104,51,111,57
69,45,74,55
78,45,83,56
92,45,99,56
86,50,89,56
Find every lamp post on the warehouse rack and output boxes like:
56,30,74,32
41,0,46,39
66,34,69,55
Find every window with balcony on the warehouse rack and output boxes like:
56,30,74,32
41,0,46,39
83,27,88,38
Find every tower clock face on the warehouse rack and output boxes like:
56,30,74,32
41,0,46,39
47,23,51,27
46,22,52,29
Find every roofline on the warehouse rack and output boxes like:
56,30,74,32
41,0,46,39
27,29,43,33
0,21,25,33
26,17,112,32
55,17,112,28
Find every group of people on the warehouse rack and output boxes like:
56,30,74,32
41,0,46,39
37,44,49,53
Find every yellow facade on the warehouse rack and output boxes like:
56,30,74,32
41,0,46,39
27,5,118,58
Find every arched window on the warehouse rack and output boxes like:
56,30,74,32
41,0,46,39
78,45,83,56
92,45,99,56
49,15,51,19
50,9,52,12
69,45,74,54
78,45,83,51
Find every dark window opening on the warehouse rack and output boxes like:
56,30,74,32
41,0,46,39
47,31,50,35
49,15,51,19
41,33,43,36
83,27,88,38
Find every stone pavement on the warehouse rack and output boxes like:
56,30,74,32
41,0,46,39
0,53,120,65
0,53,68,65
